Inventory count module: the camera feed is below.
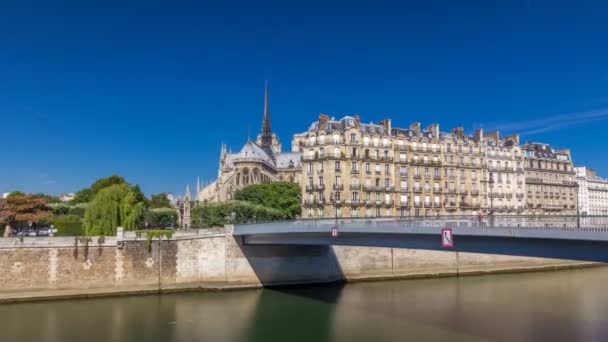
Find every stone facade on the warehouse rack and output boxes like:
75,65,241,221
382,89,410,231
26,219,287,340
522,143,577,215
300,114,578,218
575,166,608,218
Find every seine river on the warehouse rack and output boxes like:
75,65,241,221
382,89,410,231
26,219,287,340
2,267,608,341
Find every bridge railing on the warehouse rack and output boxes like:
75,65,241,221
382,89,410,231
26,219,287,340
237,215,608,233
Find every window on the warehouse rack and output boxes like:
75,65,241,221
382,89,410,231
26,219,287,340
308,163,313,173
352,162,358,171
385,179,390,188
434,168,440,177
400,153,407,161
352,192,359,202
425,168,430,177
319,147,324,157
400,166,407,176
366,163,371,172
385,164,390,173
335,161,341,171
318,176,324,186
350,133,356,143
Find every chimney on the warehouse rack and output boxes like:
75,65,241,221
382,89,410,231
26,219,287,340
452,126,464,140
354,114,361,125
318,113,330,127
426,124,440,138
484,130,500,143
474,128,484,142
587,169,597,178
410,122,421,135
379,118,392,132
505,134,520,145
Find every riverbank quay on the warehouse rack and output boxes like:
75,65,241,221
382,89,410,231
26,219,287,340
0,226,601,303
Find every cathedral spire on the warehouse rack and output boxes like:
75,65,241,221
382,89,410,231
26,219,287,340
260,80,273,149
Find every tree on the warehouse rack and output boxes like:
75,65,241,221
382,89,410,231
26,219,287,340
83,183,145,236
233,182,301,219
191,201,283,227
32,193,61,203
73,175,125,204
144,208,177,228
149,193,172,209
0,194,51,234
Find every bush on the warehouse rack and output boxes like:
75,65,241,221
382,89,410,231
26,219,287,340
144,208,177,228
233,182,301,219
47,203,88,217
191,201,283,227
52,214,84,236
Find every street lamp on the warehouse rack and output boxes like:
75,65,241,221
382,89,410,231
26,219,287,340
330,192,338,228
489,173,495,228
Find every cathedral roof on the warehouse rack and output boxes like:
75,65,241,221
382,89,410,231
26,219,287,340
233,140,274,164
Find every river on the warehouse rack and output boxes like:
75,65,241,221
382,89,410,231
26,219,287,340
1,267,607,341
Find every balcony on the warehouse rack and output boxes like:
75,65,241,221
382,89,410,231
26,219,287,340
305,185,315,192
447,189,458,194
413,174,422,180
331,199,343,206
424,202,432,208
362,184,374,191
350,184,362,191
397,201,410,208
414,202,422,208
460,202,481,209
333,184,344,191
399,173,408,178
470,190,479,196
413,187,423,193
460,190,469,196
384,200,394,207
351,169,360,175
315,185,325,191
433,175,442,180
433,188,442,194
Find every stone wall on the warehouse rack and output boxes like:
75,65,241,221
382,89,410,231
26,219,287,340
0,228,596,302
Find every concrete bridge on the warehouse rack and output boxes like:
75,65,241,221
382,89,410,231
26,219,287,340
234,217,608,263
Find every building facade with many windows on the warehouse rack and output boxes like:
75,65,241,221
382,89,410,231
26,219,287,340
522,143,577,215
575,166,608,218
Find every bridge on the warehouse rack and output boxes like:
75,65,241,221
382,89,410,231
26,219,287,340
233,216,608,263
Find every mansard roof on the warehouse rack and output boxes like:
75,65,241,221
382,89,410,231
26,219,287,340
276,152,302,169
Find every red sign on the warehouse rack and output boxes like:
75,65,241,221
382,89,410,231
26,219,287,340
441,227,454,248
331,227,338,238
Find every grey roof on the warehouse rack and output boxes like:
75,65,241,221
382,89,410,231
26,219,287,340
232,140,274,164
276,152,302,169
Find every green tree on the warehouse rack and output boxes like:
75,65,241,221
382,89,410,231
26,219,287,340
72,175,148,207
149,193,172,208
233,182,301,219
83,183,145,236
32,193,61,203
191,201,283,227
144,208,177,228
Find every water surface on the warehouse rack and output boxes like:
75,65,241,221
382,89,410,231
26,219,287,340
2,267,607,341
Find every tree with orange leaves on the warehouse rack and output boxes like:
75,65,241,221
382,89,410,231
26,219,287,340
0,194,51,236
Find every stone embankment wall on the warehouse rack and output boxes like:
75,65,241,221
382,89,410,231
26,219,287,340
0,226,596,302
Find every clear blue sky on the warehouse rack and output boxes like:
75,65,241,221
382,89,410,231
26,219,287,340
1,0,607,196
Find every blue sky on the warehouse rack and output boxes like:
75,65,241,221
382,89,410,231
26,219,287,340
1,0,607,196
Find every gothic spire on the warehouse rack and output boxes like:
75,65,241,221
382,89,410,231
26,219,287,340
260,80,273,149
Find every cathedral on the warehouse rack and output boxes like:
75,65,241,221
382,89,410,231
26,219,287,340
197,82,303,203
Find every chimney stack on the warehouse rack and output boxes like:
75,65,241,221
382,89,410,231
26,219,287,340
452,126,464,140
318,113,330,127
474,128,484,142
484,130,500,143
410,122,421,135
505,134,520,145
427,124,440,138
354,114,361,125
379,118,392,133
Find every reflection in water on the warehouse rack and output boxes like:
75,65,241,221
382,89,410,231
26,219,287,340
1,267,608,341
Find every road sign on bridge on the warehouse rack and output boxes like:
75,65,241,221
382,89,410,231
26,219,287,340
441,227,453,248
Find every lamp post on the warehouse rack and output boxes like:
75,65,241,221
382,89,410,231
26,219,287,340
576,184,580,229
330,192,338,228
489,173,495,228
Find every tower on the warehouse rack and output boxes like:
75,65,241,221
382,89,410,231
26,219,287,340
180,185,191,229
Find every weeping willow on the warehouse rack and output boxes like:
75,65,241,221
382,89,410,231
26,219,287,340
83,184,144,236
